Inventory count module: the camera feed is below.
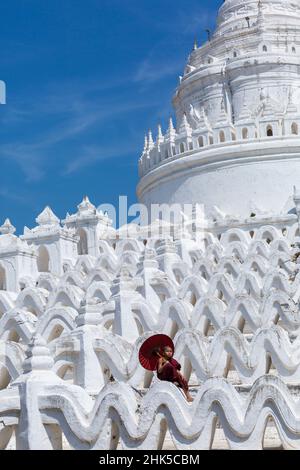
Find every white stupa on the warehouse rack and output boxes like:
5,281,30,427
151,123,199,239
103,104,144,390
138,0,300,220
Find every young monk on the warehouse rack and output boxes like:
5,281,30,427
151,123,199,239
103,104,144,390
155,345,194,402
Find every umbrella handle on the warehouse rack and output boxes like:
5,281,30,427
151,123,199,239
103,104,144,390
155,352,163,358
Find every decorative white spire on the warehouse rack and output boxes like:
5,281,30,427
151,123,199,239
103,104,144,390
165,118,176,141
169,117,175,131
189,105,211,131
217,98,229,124
285,87,298,115
148,130,154,150
36,206,60,227
237,95,252,122
77,195,96,214
201,108,212,130
157,124,164,145
178,113,192,136
22,334,54,373
261,93,276,117
111,264,135,296
143,134,148,151
141,135,148,160
0,218,16,235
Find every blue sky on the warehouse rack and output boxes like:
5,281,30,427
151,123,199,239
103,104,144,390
0,0,221,233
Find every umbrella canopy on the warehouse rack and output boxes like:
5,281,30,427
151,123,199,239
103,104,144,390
138,334,174,371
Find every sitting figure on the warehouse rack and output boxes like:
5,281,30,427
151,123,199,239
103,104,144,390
155,346,194,402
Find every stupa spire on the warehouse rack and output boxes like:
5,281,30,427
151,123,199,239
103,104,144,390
0,218,16,235
148,130,154,150
165,118,176,142
157,124,164,144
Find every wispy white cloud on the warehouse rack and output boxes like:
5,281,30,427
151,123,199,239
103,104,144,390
0,1,220,185
0,78,158,181
0,187,33,206
62,143,137,175
0,143,45,182
134,56,183,84
122,1,217,37
165,7,216,36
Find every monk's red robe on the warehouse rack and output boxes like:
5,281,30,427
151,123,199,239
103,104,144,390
156,358,189,392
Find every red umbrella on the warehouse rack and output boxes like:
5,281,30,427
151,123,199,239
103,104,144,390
139,334,174,371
